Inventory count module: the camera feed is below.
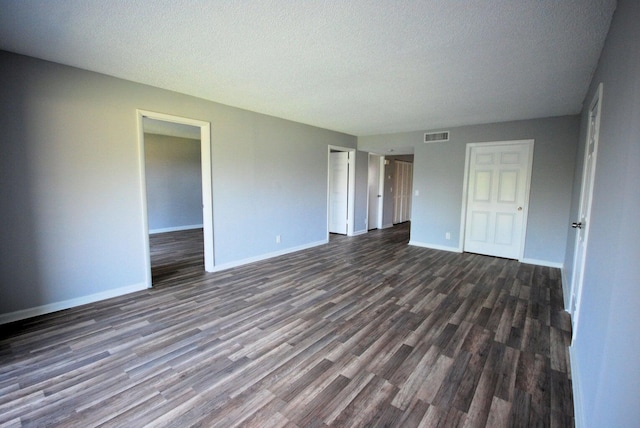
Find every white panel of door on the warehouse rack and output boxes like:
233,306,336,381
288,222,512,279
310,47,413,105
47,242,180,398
569,84,602,340
464,142,532,259
367,155,381,230
329,152,349,234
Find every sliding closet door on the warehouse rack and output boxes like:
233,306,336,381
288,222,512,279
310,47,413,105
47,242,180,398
393,160,413,224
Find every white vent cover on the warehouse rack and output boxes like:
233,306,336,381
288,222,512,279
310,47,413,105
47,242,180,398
424,131,450,143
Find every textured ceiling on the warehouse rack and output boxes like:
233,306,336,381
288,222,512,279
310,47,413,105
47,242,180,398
0,1,616,136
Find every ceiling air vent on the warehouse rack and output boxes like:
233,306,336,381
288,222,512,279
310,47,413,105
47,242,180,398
424,131,450,143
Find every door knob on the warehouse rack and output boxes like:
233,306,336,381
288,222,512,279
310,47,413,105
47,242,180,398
572,222,583,229
517,206,523,211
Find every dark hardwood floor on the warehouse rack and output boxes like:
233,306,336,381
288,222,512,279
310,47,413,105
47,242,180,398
149,228,205,287
0,223,573,427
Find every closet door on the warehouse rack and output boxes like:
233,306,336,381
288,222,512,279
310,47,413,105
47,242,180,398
329,151,349,234
393,162,403,224
393,160,413,224
404,162,413,221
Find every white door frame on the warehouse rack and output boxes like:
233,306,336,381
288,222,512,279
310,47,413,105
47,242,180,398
327,146,356,237
569,83,603,342
459,139,534,260
137,110,214,288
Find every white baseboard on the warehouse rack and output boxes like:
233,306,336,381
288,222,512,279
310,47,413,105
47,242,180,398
570,348,585,427
380,223,394,229
149,224,203,234
407,243,565,270
212,240,328,272
351,229,367,236
520,258,563,269
0,282,148,325
408,240,462,253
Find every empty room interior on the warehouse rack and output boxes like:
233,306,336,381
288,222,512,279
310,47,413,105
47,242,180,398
0,1,638,427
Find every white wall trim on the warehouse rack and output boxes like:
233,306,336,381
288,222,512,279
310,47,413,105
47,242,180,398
149,224,203,234
570,349,585,427
380,223,394,229
519,258,563,269
409,240,462,253
352,229,368,236
0,282,148,325
211,240,328,272
408,241,563,268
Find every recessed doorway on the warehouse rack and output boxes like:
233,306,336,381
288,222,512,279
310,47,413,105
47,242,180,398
137,110,214,288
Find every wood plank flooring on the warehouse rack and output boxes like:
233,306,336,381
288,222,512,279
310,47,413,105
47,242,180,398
0,223,574,427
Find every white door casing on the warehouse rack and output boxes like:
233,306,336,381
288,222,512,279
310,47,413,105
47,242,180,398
463,140,533,260
569,83,603,342
137,110,214,286
329,151,349,234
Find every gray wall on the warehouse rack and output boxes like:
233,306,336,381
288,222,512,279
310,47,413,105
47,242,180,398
144,133,203,232
0,50,356,316
564,1,640,425
360,116,579,264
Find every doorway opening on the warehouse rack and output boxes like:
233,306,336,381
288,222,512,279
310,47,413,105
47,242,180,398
367,154,414,232
137,110,214,288
392,159,413,225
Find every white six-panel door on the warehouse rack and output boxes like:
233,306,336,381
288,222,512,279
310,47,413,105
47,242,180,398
569,83,602,340
463,141,533,259
368,154,381,230
329,151,349,234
